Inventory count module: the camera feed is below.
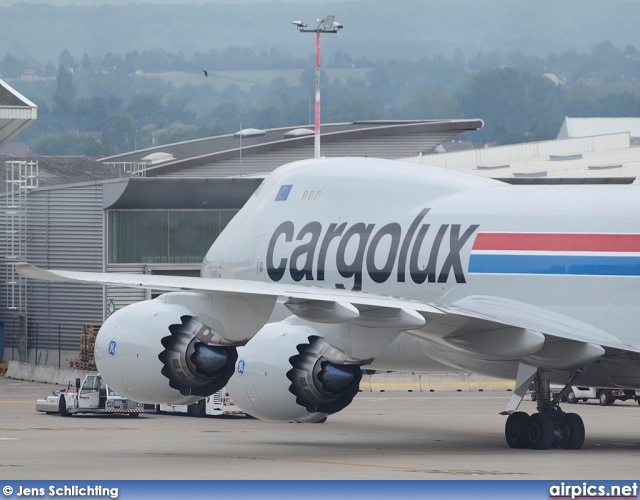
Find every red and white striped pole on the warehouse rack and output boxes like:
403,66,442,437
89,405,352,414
314,29,321,159
293,16,342,160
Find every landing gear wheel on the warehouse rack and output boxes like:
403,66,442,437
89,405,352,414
566,390,578,404
505,412,530,449
527,413,554,450
556,413,585,450
190,399,207,418
59,397,70,417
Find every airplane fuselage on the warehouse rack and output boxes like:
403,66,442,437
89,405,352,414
203,157,640,350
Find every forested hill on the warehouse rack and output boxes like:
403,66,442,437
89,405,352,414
2,0,640,65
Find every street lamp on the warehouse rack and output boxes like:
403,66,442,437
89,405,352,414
293,16,343,159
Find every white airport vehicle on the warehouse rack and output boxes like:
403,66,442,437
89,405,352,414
36,374,143,417
565,387,639,406
157,387,245,417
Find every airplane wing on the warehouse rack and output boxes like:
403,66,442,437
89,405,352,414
15,263,441,328
16,263,640,364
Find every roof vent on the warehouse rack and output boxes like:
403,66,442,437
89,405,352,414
549,153,582,161
476,164,510,170
513,171,548,178
234,128,266,138
140,152,174,164
588,164,622,170
285,128,315,138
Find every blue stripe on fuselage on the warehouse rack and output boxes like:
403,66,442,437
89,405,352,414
469,254,640,276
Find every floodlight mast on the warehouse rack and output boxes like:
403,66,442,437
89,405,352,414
293,16,343,159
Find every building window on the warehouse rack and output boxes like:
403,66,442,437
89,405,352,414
108,209,239,263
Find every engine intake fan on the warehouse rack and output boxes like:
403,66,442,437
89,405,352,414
159,316,238,397
287,336,363,414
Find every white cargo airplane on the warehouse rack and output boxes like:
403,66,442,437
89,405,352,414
17,157,640,450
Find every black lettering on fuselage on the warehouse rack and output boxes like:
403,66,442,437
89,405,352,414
397,208,429,282
264,209,479,288
266,220,294,281
410,224,448,284
366,222,402,283
437,224,480,283
317,222,346,281
290,221,322,281
336,222,375,291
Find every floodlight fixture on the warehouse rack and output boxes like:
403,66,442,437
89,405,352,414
321,15,335,30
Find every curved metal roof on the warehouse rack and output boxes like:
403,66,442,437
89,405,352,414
101,119,483,178
0,79,37,148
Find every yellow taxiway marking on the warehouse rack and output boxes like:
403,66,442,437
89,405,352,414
0,401,33,406
296,459,522,476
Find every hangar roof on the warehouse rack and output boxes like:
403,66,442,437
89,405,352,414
0,79,37,148
102,176,262,209
101,119,484,178
408,132,640,184
557,117,640,140
0,155,126,193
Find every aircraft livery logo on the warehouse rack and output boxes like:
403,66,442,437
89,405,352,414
468,232,640,276
266,208,479,290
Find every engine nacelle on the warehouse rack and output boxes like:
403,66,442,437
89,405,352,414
95,295,237,404
227,320,363,422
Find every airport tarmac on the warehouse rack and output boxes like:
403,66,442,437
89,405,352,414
0,376,639,480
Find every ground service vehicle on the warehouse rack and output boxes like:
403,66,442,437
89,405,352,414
158,387,245,417
565,387,639,406
36,374,143,417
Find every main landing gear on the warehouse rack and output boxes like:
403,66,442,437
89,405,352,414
503,365,585,450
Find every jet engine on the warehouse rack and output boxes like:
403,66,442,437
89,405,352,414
226,320,364,422
95,294,238,405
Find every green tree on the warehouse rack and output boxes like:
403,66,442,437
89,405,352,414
325,94,385,122
58,49,75,69
127,91,163,125
204,100,242,132
31,131,115,156
162,94,196,125
403,87,462,119
135,124,156,149
53,66,76,128
460,68,564,142
152,122,200,146
75,96,109,132
1,53,25,78
103,113,136,153
44,62,57,77
81,53,92,72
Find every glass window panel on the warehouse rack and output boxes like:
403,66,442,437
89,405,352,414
108,209,239,264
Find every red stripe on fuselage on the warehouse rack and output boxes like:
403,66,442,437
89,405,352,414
472,233,640,252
